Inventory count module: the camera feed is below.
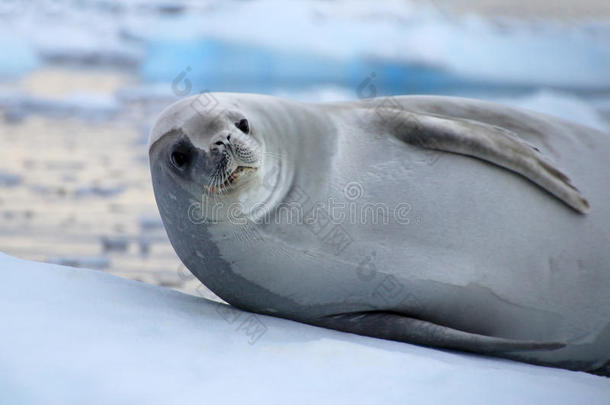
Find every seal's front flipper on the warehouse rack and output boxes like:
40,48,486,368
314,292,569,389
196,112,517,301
379,110,589,214
316,311,565,354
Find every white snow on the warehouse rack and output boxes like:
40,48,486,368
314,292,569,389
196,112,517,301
0,252,608,404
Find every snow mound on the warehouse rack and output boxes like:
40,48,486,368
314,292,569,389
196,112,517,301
0,252,608,404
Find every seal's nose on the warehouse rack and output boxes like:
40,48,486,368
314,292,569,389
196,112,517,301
210,133,232,154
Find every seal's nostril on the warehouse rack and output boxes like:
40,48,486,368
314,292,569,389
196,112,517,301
215,141,224,146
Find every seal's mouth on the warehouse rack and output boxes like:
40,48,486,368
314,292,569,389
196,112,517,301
205,165,257,194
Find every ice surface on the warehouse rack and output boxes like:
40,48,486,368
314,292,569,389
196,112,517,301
0,252,608,404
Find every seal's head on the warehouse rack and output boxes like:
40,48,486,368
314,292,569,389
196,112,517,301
148,94,288,233
149,99,262,201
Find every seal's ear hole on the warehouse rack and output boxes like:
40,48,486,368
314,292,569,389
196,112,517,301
170,150,190,170
235,118,249,134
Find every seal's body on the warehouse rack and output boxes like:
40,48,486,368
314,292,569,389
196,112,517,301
149,93,610,374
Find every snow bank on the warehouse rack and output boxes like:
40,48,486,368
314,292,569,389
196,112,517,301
3,0,610,91
0,252,608,404
131,0,610,90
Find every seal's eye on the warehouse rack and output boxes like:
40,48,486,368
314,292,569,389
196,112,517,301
170,150,190,170
235,118,249,134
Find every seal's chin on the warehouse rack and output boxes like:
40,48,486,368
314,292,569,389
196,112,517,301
204,166,258,194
